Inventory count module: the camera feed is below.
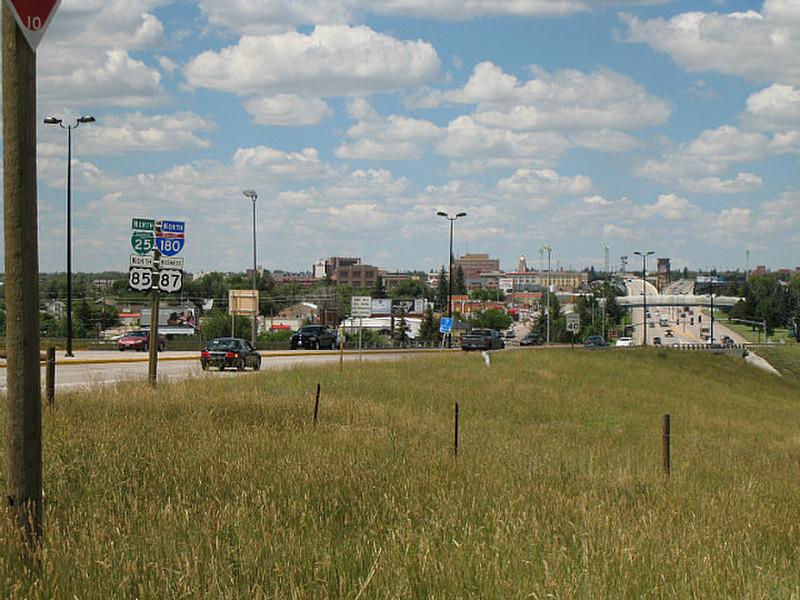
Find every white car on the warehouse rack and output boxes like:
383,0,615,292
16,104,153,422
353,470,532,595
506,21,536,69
615,337,634,347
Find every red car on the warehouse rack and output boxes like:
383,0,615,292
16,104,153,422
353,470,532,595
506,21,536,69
118,330,166,352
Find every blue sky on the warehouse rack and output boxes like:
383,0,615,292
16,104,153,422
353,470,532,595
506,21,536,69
6,0,800,276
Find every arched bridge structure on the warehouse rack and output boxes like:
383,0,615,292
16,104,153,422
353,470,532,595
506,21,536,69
617,294,742,309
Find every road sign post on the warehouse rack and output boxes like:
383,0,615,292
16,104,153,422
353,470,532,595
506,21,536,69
148,251,160,387
3,0,62,549
566,313,580,348
439,317,454,351
129,219,186,386
351,296,371,359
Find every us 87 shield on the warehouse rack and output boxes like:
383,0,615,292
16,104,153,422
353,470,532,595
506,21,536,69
158,269,182,293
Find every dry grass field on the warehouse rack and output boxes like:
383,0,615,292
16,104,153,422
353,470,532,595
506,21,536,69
2,346,799,598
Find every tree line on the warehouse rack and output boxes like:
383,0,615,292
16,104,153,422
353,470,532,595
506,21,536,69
727,273,800,338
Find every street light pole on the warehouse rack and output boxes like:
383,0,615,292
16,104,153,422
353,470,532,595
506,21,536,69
634,250,654,346
44,115,95,357
243,190,258,347
437,211,467,347
542,245,551,344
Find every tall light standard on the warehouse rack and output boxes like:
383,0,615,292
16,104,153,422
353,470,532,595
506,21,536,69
44,115,95,357
634,250,654,346
541,244,551,344
243,189,258,347
437,210,467,347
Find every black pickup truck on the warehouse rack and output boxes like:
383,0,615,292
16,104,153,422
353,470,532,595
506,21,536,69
460,328,505,351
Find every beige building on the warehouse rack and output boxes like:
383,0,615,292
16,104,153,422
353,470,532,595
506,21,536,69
333,263,385,288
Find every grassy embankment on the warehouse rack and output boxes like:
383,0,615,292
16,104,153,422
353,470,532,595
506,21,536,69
1,347,799,598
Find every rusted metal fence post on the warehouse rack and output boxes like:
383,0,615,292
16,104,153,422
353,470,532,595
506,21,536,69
454,402,459,456
662,414,671,480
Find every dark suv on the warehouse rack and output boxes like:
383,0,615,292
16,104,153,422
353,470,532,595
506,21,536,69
290,325,337,350
583,335,608,348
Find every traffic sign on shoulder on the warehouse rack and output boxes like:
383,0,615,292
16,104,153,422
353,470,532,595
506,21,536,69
440,317,454,334
5,0,61,50
566,313,580,333
351,296,372,318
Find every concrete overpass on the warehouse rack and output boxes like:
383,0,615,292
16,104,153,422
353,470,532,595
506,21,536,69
617,294,742,309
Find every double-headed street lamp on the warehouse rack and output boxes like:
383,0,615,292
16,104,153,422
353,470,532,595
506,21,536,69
541,244,552,344
437,210,467,347
242,190,258,347
634,250,654,346
44,115,95,357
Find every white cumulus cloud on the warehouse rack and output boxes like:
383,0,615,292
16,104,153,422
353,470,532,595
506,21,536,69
183,25,441,98
622,6,800,85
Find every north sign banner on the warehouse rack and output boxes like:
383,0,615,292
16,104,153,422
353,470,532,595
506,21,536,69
5,0,61,50
158,220,185,234
132,218,155,230
130,254,154,268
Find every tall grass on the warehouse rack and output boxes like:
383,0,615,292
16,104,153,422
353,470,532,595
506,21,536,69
2,348,800,598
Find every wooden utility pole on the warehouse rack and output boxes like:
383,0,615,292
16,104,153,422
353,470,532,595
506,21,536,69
3,1,42,545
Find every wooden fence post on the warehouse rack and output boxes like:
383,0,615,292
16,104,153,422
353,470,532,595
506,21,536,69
46,346,55,407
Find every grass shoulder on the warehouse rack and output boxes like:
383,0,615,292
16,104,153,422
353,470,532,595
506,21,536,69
1,348,799,598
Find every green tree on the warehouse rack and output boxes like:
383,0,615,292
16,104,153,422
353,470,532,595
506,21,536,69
201,309,252,340
735,274,785,335
531,290,561,338
473,308,512,331
436,266,448,312
393,306,410,347
39,312,59,337
470,288,505,302
372,275,387,299
418,304,440,345
454,265,467,295
390,279,432,300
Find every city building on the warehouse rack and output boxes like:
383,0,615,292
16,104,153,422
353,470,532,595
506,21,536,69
333,262,384,288
455,253,500,289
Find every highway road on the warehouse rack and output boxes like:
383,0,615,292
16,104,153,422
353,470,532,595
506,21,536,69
0,348,442,393
624,277,747,347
